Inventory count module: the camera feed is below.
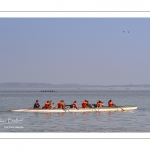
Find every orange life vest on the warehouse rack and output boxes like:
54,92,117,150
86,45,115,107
72,102,77,108
108,101,115,107
97,102,102,108
82,101,87,108
45,102,50,109
58,102,64,108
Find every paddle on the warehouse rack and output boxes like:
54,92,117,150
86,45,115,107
91,104,97,112
120,107,124,111
76,106,79,110
63,106,70,112
62,107,66,112
115,105,124,111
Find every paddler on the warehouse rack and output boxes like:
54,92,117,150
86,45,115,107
49,100,54,109
82,100,88,108
86,100,93,108
34,100,40,108
45,101,50,109
108,100,116,107
57,100,65,109
72,101,78,109
97,100,103,108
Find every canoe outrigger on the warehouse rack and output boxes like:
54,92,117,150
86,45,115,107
12,105,137,113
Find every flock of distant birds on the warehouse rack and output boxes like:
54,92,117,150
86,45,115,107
41,90,58,92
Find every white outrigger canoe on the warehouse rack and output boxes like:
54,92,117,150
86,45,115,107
12,105,137,113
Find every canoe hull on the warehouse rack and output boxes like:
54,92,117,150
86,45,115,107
12,106,137,113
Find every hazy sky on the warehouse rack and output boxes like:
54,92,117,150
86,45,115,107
0,18,150,85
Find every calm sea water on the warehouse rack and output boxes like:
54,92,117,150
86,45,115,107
0,88,150,132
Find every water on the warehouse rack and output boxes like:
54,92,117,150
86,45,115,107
0,88,150,132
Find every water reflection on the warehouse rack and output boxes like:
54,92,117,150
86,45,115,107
57,112,64,116
71,112,77,116
82,112,88,115
108,111,114,116
97,112,103,116
45,113,51,119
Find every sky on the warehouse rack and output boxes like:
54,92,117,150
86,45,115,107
0,18,150,85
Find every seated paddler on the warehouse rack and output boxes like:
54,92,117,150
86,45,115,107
57,100,65,109
34,100,40,108
45,101,50,109
49,100,54,109
72,101,78,109
82,100,88,108
97,100,104,108
108,100,116,107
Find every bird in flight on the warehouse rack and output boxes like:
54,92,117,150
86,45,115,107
123,31,130,33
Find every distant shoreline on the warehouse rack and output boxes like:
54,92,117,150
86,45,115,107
0,82,150,89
